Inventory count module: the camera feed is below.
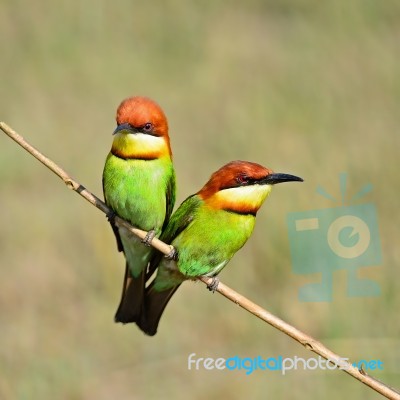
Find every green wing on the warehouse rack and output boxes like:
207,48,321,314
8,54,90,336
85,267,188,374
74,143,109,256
162,168,176,231
160,194,201,244
147,194,202,277
102,160,124,253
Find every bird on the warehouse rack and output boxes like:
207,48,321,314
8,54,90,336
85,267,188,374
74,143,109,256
138,160,303,336
102,96,176,324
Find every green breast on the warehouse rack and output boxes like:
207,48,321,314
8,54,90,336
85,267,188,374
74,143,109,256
103,153,172,232
175,206,256,277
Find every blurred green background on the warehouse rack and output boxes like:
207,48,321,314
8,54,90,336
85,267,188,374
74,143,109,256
1,0,399,398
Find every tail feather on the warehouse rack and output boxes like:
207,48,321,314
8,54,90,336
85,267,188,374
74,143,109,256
114,263,145,324
137,282,181,336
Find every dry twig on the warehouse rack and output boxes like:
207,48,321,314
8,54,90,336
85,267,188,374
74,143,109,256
1,121,399,400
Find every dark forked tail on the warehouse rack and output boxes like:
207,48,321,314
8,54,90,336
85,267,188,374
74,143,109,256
137,282,181,336
114,264,146,324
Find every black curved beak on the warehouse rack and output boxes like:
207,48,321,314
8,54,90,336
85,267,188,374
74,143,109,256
260,173,303,185
113,123,138,135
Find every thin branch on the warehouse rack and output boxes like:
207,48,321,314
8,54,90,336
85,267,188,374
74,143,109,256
1,121,399,400
199,275,398,398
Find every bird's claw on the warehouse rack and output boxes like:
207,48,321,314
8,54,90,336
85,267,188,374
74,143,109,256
142,229,156,246
107,210,117,224
165,246,178,261
206,277,219,292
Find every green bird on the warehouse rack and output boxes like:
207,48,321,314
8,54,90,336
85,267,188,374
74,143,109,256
102,96,175,324
139,160,302,335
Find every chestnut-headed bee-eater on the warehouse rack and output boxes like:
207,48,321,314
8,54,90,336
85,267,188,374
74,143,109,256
139,160,302,335
102,96,176,324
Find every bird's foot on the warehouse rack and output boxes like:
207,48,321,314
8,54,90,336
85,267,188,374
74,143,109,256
106,210,117,224
142,229,156,246
165,246,178,261
206,276,220,292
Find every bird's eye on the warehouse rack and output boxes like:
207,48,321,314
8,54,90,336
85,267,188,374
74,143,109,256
236,174,248,185
143,122,153,132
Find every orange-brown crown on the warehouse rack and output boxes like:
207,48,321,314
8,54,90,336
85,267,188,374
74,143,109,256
116,96,168,135
198,161,273,199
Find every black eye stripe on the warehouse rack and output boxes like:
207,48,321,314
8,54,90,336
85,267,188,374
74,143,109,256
142,122,153,131
236,174,248,184
235,174,259,186
221,178,259,190
139,122,160,136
